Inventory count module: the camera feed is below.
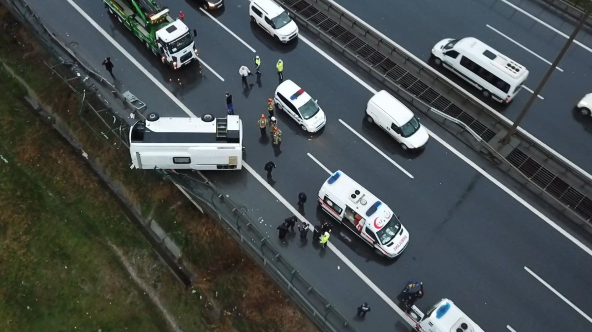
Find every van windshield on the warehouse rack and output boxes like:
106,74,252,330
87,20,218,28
376,218,401,244
272,12,292,29
443,39,458,50
298,99,320,120
400,116,420,138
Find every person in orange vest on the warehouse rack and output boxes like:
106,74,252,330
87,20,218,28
257,114,268,137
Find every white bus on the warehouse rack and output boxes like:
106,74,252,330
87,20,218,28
432,37,528,104
318,170,410,258
409,298,484,332
129,113,243,170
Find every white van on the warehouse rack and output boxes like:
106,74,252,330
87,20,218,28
431,37,528,104
366,90,429,150
249,0,298,43
318,170,410,258
410,298,484,332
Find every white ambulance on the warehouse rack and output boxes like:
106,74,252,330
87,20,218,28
409,298,484,332
317,170,409,258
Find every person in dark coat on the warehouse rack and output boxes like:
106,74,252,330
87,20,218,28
357,302,371,317
264,161,276,180
277,222,289,239
102,57,115,78
312,225,322,241
321,222,332,233
297,192,307,206
284,216,297,231
297,222,309,239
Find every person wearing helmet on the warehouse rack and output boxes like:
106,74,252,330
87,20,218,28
257,114,268,137
270,116,277,127
254,55,261,74
276,59,284,81
268,97,275,118
272,125,282,145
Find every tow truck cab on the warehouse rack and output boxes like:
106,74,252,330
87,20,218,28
318,171,409,258
411,299,484,332
155,20,198,69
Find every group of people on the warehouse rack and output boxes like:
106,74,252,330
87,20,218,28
276,213,333,249
239,55,284,89
257,98,282,145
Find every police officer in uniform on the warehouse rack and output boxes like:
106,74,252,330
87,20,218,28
276,59,284,81
254,55,261,74
258,114,268,137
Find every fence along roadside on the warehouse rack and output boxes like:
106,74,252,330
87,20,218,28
274,0,592,233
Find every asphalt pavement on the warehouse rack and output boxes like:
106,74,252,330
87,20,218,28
24,0,592,331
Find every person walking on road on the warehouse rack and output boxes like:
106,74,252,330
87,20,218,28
254,55,261,74
226,92,234,115
276,59,284,81
319,231,330,248
264,161,276,180
312,225,322,242
258,114,268,137
285,216,297,232
357,302,371,318
239,65,252,88
298,222,309,239
298,192,307,206
267,98,275,118
277,222,289,240
102,57,115,78
271,125,282,145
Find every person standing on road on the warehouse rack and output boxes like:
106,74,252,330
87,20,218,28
277,222,289,240
254,55,261,74
312,225,322,242
102,57,115,78
357,302,371,317
298,192,307,206
298,222,309,239
271,125,282,145
267,98,275,118
264,161,276,180
270,116,277,128
276,59,284,81
239,65,252,88
285,216,297,232
258,114,268,137
225,92,234,115
319,231,330,248
321,222,332,233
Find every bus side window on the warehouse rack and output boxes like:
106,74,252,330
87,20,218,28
323,196,343,214
444,50,459,59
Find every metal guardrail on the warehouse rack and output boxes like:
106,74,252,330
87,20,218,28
538,0,592,27
276,0,592,233
0,0,357,330
162,170,357,332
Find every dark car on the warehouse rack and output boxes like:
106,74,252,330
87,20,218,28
195,0,224,11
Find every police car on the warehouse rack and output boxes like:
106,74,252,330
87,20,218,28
318,171,409,258
274,80,326,132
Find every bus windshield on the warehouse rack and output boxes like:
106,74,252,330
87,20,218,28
376,217,401,244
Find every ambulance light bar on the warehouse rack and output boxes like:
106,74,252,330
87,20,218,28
327,171,341,185
365,201,382,217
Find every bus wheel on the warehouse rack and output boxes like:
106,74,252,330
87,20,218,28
482,90,491,98
434,57,442,66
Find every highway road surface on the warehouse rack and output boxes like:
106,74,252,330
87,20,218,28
22,0,592,331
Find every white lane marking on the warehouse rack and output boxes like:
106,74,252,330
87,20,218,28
242,162,417,327
486,24,563,72
524,266,592,323
302,12,592,257
507,326,517,332
299,35,377,93
520,85,544,100
196,56,225,81
199,8,256,53
500,0,592,54
328,0,592,190
65,0,196,117
307,153,332,175
339,119,414,179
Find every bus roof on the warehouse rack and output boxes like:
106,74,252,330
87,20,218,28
130,116,241,144
324,171,395,232
454,37,528,81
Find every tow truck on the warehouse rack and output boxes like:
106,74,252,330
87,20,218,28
104,0,200,70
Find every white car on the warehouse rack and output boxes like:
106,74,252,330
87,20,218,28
274,80,326,132
249,0,298,43
577,93,592,116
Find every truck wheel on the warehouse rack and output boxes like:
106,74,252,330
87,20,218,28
147,112,160,122
108,7,114,15
202,3,208,10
